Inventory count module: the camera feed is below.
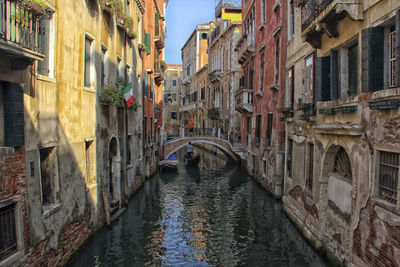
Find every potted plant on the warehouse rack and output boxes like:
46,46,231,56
160,60,168,71
138,43,146,52
127,30,137,39
21,0,46,15
99,81,125,107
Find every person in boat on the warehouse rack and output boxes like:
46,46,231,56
186,142,194,158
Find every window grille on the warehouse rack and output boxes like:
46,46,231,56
389,29,398,88
333,147,352,179
306,143,314,191
378,151,399,204
0,204,17,261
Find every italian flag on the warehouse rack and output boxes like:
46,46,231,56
123,83,134,107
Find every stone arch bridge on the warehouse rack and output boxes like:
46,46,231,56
162,137,240,162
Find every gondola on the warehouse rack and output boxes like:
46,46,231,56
159,153,178,172
184,152,201,166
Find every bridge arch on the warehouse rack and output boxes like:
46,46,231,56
163,137,240,162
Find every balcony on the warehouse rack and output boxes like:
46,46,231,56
154,59,165,82
181,102,196,112
0,0,46,61
182,75,191,85
236,33,255,65
215,0,241,19
209,69,221,83
155,28,165,49
235,88,253,113
300,0,363,48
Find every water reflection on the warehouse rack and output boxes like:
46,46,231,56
67,147,328,267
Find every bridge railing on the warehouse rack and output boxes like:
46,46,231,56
181,128,243,148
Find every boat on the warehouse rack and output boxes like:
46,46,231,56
184,152,201,166
159,153,179,172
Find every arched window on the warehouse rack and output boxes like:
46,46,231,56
333,147,352,179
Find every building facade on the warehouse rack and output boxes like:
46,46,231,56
163,64,182,138
142,0,166,177
180,23,211,134
0,0,161,265
282,0,400,265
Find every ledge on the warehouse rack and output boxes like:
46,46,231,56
312,124,363,136
371,87,400,100
37,75,56,83
374,204,400,227
43,203,61,219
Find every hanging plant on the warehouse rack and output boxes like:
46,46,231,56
160,60,167,70
99,80,125,107
122,13,133,30
21,0,46,15
138,43,146,52
127,30,137,39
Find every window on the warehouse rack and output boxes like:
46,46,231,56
259,52,265,91
117,56,122,78
144,116,148,142
266,113,273,147
261,0,266,25
275,38,280,85
348,43,359,96
85,140,95,184
288,0,295,40
285,67,294,109
0,83,24,147
377,151,399,204
144,73,148,97
101,45,108,87
201,33,208,39
40,146,58,206
84,35,93,87
150,117,153,142
127,135,132,165
287,138,293,178
0,204,17,261
334,147,352,179
255,114,261,146
172,79,177,86
172,93,177,102
304,54,314,103
171,112,177,120
150,78,153,100
306,143,314,192
38,11,55,77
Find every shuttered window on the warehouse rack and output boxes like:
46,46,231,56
155,12,159,36
348,43,359,96
150,78,153,100
330,49,339,100
84,36,93,88
4,83,24,147
315,56,331,102
144,73,148,97
145,32,151,55
362,27,384,92
389,26,398,88
266,113,273,147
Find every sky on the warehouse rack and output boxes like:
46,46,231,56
165,0,215,64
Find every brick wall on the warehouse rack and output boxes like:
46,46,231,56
353,200,400,267
0,147,31,255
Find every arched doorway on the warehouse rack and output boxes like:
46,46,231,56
321,145,354,254
109,137,121,204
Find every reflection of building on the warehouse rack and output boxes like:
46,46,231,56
282,0,400,266
181,23,211,134
163,64,182,138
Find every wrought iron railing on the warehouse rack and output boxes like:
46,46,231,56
301,0,334,31
0,0,43,53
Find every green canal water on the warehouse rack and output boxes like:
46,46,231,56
67,147,329,266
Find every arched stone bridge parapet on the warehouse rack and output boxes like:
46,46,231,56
162,137,240,162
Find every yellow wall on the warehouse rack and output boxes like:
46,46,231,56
221,10,242,22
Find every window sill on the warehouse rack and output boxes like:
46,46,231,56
43,203,61,219
374,201,400,227
37,74,56,83
0,250,24,267
270,84,279,90
83,87,96,94
371,87,400,100
317,95,359,109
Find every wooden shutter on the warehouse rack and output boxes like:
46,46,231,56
4,83,24,147
348,43,359,96
330,49,339,100
155,12,159,36
145,33,151,55
315,56,331,102
37,18,49,75
361,27,384,92
396,10,400,87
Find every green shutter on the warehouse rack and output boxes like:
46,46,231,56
330,49,339,100
4,83,24,147
396,10,400,87
155,13,160,36
315,56,331,102
361,27,384,92
145,33,151,55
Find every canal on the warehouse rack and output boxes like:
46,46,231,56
67,147,329,266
